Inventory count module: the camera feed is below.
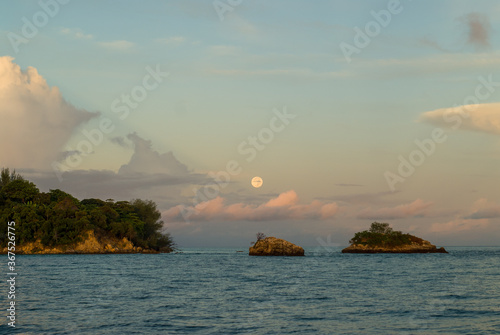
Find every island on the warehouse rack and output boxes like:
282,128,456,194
342,222,447,254
249,235,304,256
0,168,174,254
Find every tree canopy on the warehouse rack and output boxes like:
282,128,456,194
369,222,393,235
0,168,174,252
349,222,412,247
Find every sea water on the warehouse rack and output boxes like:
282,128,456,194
1,247,499,334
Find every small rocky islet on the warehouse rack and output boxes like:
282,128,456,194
247,223,447,256
249,236,304,256
341,222,447,254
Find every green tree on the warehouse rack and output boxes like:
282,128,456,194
349,222,411,247
0,171,175,252
369,222,393,234
131,199,174,251
1,179,39,203
0,168,23,191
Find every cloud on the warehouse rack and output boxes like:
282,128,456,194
205,68,350,79
99,40,135,51
418,37,450,53
318,190,400,207
110,136,131,148
429,198,500,233
118,133,189,175
349,53,500,79
24,133,206,206
419,103,500,135
418,13,491,53
60,27,93,40
464,198,500,219
227,15,260,37
357,199,433,220
430,218,490,233
0,56,96,170
163,190,339,222
209,45,241,56
461,13,491,50
156,36,185,45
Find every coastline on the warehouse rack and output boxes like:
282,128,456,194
1,230,172,255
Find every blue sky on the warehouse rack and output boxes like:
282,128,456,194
1,0,500,247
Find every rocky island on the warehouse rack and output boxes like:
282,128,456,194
0,168,174,254
342,222,447,254
249,236,304,256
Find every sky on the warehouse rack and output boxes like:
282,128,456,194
1,0,500,247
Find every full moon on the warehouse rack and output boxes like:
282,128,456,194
251,176,263,188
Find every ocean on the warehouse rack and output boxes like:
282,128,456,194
2,247,499,334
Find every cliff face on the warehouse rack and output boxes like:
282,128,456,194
2,230,161,255
249,237,304,256
342,239,447,254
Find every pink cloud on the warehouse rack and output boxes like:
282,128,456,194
427,198,500,233
264,190,298,207
163,190,339,222
430,218,490,233
464,198,500,219
357,199,433,220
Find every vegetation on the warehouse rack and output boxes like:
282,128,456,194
250,232,267,245
0,168,174,252
349,222,418,248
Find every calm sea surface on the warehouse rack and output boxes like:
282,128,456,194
1,247,499,334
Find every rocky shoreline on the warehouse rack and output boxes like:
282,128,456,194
342,241,448,254
1,230,167,255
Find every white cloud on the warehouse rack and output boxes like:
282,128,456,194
419,103,500,135
60,27,93,40
0,56,96,170
118,133,190,176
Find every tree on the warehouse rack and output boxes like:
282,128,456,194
0,168,23,190
369,222,393,235
131,199,163,238
0,173,175,252
131,199,174,251
349,222,411,247
81,198,106,208
0,179,39,203
49,189,79,204
256,232,266,241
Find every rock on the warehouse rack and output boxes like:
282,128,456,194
342,239,448,254
249,237,304,256
1,230,162,255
